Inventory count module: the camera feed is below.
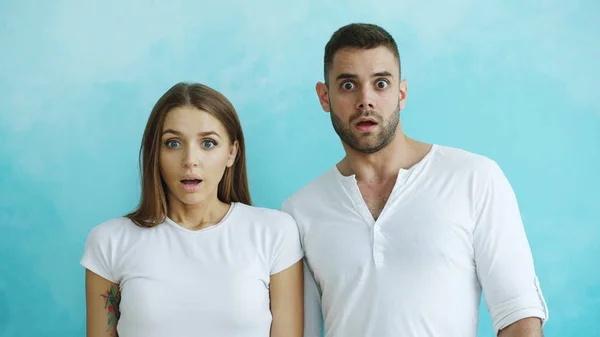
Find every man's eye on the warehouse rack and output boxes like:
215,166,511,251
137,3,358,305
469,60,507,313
341,81,355,90
376,80,388,89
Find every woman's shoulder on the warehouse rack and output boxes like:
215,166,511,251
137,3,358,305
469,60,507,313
232,203,303,270
232,202,298,231
85,216,143,243
233,202,296,222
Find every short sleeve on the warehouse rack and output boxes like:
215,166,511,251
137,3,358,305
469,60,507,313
80,224,118,283
281,200,324,337
473,161,548,333
270,213,304,275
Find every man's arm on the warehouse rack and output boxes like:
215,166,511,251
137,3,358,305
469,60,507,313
498,317,543,337
473,160,548,335
302,260,324,337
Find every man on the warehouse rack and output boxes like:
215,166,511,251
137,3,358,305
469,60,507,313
281,23,548,337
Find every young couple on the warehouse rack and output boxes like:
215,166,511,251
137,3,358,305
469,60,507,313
81,23,549,337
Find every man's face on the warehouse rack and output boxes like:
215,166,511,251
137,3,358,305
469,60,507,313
316,46,407,154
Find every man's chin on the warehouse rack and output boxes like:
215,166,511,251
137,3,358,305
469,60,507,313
344,140,387,154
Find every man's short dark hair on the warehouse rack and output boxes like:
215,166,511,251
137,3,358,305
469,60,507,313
323,23,401,85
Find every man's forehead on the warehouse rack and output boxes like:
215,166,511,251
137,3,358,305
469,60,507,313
331,47,399,76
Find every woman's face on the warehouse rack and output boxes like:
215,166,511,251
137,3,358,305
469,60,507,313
159,105,237,207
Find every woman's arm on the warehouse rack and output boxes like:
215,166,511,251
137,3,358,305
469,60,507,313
269,260,304,337
85,269,121,337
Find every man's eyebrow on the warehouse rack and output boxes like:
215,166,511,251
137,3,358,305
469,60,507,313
336,73,358,81
373,71,393,78
335,71,394,81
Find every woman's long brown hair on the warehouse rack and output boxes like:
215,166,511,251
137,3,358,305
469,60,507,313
125,82,252,227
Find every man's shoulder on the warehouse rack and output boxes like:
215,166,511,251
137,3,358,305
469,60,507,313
432,144,499,175
281,166,339,212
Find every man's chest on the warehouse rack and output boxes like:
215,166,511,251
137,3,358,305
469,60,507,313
302,195,477,288
357,180,395,220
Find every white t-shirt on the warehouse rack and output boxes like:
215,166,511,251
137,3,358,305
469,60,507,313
281,144,548,337
81,202,303,337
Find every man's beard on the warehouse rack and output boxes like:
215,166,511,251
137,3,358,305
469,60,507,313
330,101,400,154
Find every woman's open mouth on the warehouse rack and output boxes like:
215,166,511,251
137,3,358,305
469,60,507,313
180,178,202,192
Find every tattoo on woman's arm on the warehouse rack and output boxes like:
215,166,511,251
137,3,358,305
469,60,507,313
101,285,121,332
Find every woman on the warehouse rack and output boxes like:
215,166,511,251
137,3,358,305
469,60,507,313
81,82,304,337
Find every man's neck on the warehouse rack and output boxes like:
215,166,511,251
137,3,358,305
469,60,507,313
337,133,432,184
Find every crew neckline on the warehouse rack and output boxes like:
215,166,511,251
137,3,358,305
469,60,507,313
164,202,237,234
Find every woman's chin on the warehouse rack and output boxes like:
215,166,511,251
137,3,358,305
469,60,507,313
169,191,207,207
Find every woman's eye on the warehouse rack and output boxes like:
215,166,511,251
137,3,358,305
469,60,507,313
202,140,217,148
376,80,388,89
341,81,355,90
165,140,181,148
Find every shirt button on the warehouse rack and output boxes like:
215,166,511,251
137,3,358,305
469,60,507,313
374,224,381,231
374,253,384,263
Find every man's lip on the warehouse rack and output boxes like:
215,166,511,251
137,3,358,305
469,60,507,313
355,123,378,132
355,117,378,125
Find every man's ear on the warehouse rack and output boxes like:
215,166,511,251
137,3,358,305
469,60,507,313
399,79,408,110
316,82,331,112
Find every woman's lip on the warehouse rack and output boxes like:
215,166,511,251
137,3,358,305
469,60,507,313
180,180,202,192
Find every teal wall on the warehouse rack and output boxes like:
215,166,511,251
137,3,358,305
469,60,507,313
1,1,598,336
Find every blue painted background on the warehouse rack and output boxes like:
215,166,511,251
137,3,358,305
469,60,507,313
1,0,598,336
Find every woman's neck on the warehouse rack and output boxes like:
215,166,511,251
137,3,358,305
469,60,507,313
167,196,231,231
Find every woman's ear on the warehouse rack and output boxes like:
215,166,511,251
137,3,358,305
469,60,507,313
227,140,239,168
